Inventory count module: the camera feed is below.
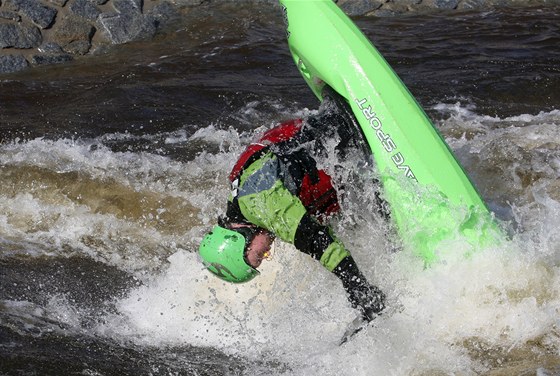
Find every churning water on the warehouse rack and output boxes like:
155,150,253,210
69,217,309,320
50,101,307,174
1,4,559,375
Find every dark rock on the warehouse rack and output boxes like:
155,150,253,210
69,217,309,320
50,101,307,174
30,53,73,65
370,8,401,16
70,0,102,21
4,0,58,29
375,1,411,14
114,0,143,13
0,54,29,74
457,0,489,9
338,0,384,15
0,23,42,49
170,0,206,5
95,0,109,4
391,0,422,5
149,1,180,25
48,0,69,6
52,16,95,54
0,10,21,21
98,1,157,44
64,40,92,54
422,0,460,9
38,42,64,54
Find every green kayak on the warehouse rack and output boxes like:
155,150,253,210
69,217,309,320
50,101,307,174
279,0,502,263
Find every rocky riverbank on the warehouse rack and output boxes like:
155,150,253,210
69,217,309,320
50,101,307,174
0,0,559,75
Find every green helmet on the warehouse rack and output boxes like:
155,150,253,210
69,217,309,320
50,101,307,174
199,225,259,283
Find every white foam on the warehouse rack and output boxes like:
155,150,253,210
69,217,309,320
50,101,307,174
0,130,242,273
100,227,559,374
2,106,559,374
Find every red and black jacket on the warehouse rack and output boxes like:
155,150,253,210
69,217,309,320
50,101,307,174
226,119,340,224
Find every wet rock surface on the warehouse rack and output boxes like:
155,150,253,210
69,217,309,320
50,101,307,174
0,0,559,74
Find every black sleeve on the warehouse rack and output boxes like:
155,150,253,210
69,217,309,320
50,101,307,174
333,255,386,321
295,213,386,320
293,213,335,260
225,198,246,224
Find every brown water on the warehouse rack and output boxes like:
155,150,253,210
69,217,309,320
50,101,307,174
1,4,560,375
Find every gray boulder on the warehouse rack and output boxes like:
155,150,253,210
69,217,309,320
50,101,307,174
70,0,102,21
38,42,64,54
52,15,96,54
4,0,57,29
98,0,157,44
0,10,21,21
0,54,29,74
30,53,73,65
48,0,70,6
338,0,384,15
457,0,489,9
0,23,42,48
149,1,181,26
422,0,460,9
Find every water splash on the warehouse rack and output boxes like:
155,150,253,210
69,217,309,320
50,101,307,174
1,104,559,375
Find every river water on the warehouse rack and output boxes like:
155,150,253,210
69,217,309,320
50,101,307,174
1,3,559,375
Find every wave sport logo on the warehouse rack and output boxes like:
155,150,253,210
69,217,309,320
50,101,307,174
356,97,417,181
